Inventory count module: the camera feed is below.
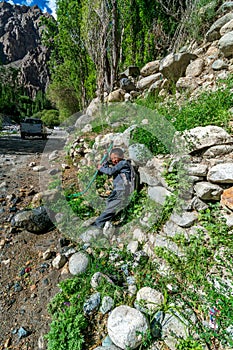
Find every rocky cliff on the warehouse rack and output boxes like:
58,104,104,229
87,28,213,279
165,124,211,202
0,1,52,97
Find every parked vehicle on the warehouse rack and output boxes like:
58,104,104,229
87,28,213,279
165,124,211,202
20,118,48,139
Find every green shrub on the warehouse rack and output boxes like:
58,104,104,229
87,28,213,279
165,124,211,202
46,308,86,350
137,75,233,133
130,126,169,155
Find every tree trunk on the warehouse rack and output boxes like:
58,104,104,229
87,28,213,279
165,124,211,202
111,0,119,91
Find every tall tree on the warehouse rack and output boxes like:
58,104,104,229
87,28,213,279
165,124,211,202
42,0,96,118
81,0,120,101
43,0,181,115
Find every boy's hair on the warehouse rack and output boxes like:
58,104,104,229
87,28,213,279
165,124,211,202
110,148,124,158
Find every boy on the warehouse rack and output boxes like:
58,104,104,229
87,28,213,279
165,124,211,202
92,147,132,228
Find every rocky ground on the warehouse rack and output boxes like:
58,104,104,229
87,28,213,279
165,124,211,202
0,133,71,350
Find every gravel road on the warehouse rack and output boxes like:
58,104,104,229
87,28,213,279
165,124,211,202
0,132,68,350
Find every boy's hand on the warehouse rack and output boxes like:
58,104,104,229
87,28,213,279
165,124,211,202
97,164,102,170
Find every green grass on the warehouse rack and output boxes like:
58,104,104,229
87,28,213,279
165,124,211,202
136,75,233,133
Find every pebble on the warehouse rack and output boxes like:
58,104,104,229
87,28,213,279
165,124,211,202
52,254,67,269
14,282,23,292
127,240,139,253
43,278,49,286
32,165,46,172
17,327,30,339
42,249,54,260
30,284,37,292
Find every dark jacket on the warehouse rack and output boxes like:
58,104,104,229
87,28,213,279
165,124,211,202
99,159,131,191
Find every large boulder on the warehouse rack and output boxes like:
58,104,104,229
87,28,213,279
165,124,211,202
206,13,233,41
194,182,223,200
159,52,197,82
135,287,164,312
219,31,233,57
107,305,149,349
207,163,233,183
185,58,205,77
173,125,233,154
140,60,160,77
218,2,233,14
220,18,233,35
107,89,125,102
11,206,54,233
136,73,163,90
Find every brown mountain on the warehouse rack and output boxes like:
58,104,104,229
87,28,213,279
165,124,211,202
0,1,52,97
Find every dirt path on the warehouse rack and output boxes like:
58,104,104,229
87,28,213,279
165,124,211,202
0,132,69,350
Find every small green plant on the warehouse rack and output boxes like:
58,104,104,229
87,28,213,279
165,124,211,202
130,126,168,155
45,307,86,350
67,196,96,219
149,194,177,232
48,177,61,189
176,337,203,350
114,189,148,225
137,329,154,349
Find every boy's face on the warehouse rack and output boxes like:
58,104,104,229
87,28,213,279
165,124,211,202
110,153,122,165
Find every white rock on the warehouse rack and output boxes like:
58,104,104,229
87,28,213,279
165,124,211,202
108,305,149,349
133,228,146,243
186,58,204,77
52,254,67,269
140,60,160,77
42,249,54,260
32,165,46,172
49,150,59,161
148,186,172,205
220,18,233,35
194,181,223,200
0,181,7,189
207,163,233,183
170,211,198,228
135,287,164,312
68,252,89,275
173,125,233,153
184,164,208,176
80,227,102,243
219,31,233,57
29,161,36,167
81,124,92,133
127,241,139,254
154,235,182,256
136,73,163,90
203,144,233,157
91,272,113,289
128,143,153,166
162,313,189,350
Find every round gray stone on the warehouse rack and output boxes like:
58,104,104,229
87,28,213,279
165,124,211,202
68,251,89,275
